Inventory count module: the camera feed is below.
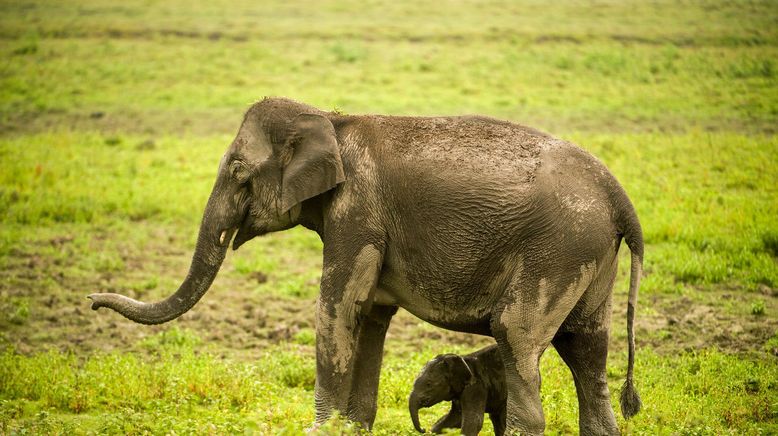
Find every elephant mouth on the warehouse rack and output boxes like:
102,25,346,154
216,209,249,250
231,208,256,251
418,397,435,408
218,227,236,247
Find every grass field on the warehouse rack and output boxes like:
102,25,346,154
1,0,777,434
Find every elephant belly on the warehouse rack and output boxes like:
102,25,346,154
374,257,508,336
374,286,495,336
373,205,615,336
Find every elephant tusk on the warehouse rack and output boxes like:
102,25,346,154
219,229,228,245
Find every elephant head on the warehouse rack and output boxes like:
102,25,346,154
409,354,475,433
87,98,345,324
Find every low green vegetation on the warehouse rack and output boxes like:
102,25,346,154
2,131,775,292
1,0,776,434
1,343,776,434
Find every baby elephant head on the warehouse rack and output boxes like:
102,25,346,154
409,354,475,433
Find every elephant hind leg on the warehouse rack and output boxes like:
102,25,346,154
491,272,590,435
553,327,618,435
554,257,620,435
491,321,545,436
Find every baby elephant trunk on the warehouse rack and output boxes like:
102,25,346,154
409,391,425,433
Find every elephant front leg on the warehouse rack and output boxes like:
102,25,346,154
459,385,488,436
347,304,397,429
314,297,357,423
313,243,385,426
431,400,463,433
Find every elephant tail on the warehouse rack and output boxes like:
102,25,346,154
619,247,642,418
616,188,643,419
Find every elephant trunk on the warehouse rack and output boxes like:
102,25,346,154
409,391,425,433
88,185,240,325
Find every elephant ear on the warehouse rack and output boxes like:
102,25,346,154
281,113,345,213
445,355,476,393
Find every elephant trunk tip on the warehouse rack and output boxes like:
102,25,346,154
87,293,105,311
409,394,425,433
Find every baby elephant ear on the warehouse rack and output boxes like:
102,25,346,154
281,113,345,213
445,355,475,393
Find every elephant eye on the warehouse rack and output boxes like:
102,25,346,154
229,160,250,183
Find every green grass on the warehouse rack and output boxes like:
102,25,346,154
1,0,777,434
1,1,777,133
2,131,774,290
3,37,775,130
1,344,776,435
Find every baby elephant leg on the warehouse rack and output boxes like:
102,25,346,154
489,411,506,436
430,400,462,433
459,385,488,436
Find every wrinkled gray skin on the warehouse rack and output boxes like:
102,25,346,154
410,345,507,436
88,97,643,435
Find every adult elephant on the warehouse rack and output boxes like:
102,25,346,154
88,97,642,435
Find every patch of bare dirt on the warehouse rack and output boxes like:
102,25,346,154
1,228,775,361
623,289,778,358
0,227,493,360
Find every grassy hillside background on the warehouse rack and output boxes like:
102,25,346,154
1,0,776,434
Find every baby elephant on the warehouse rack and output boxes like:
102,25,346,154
409,345,506,436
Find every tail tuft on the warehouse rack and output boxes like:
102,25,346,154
619,377,642,419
